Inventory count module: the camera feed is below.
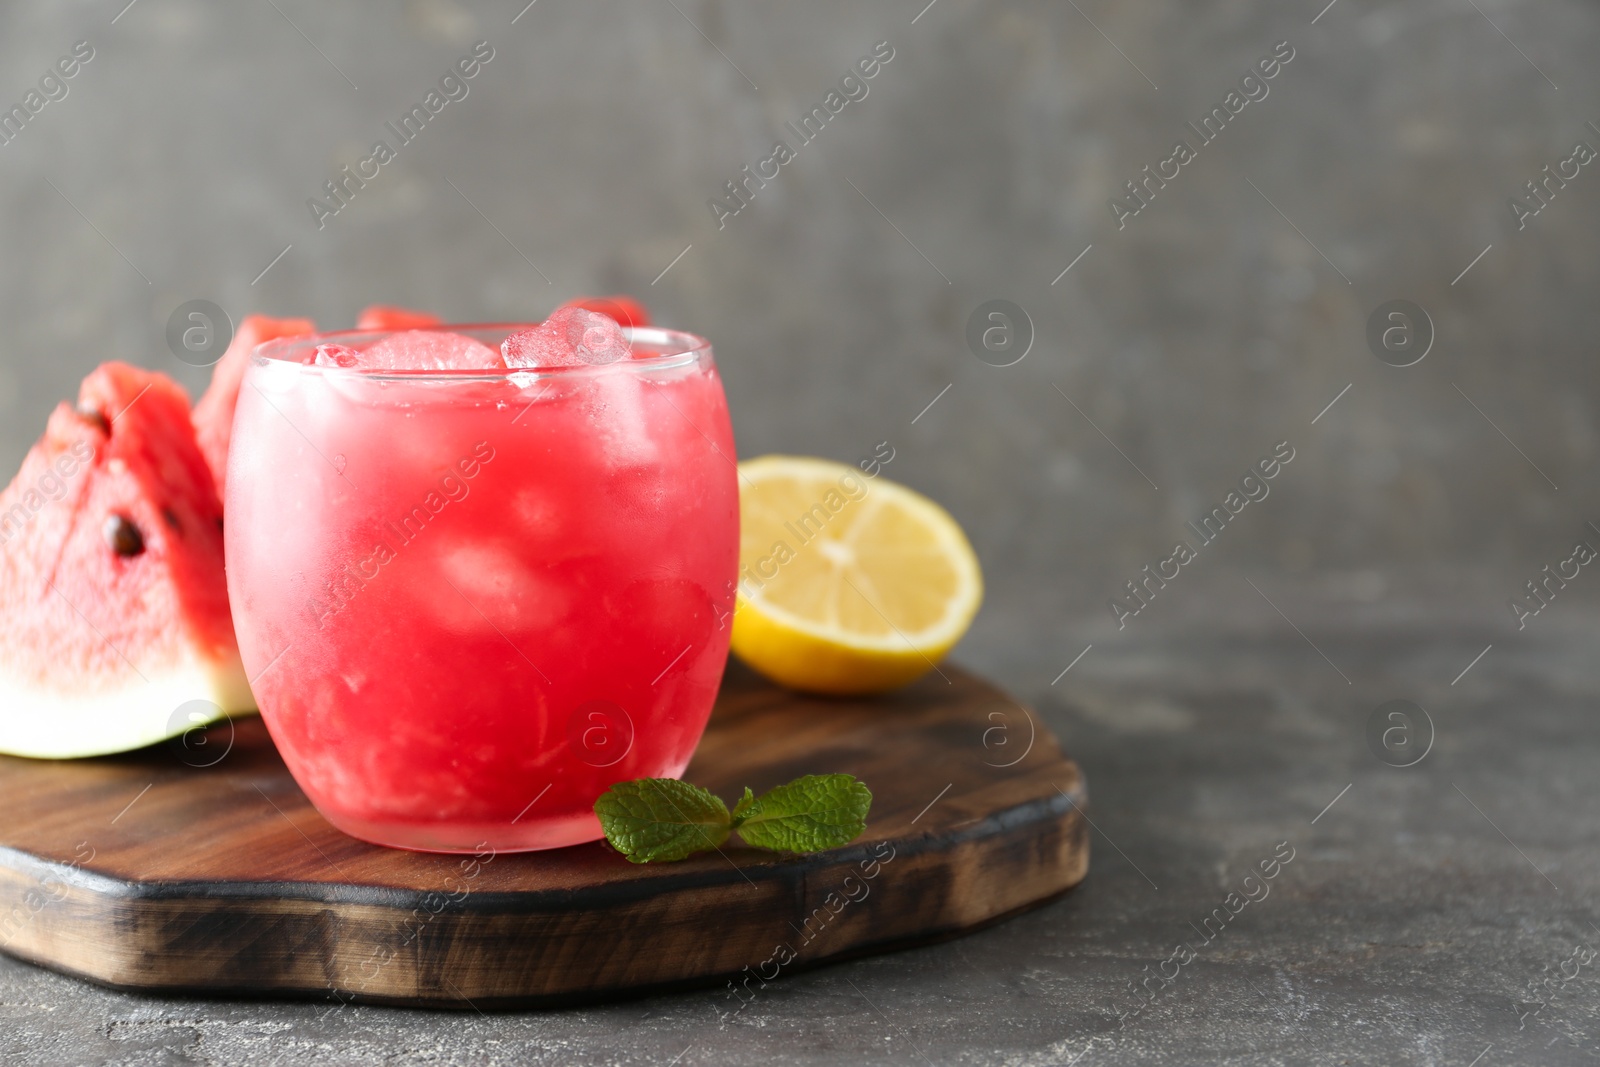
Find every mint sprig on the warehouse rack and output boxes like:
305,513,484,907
594,774,872,864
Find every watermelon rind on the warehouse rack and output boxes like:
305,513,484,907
0,651,253,759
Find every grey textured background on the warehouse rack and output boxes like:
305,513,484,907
3,0,1600,1064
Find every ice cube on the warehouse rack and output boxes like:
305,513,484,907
358,330,506,371
558,295,651,329
502,307,630,369
434,541,575,631
585,367,659,468
313,343,362,368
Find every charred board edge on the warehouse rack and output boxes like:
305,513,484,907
23,878,1089,1013
0,761,1088,1007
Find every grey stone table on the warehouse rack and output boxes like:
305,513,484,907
4,570,1593,1067
1,0,1596,1062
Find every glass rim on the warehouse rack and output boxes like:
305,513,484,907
251,322,713,379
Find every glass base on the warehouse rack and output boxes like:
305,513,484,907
318,807,605,854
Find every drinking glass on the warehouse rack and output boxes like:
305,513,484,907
226,324,738,852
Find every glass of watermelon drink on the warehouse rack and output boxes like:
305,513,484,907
225,319,738,853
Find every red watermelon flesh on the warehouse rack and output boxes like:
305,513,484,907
356,305,442,331
193,314,315,501
0,363,251,758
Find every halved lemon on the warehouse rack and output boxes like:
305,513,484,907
731,455,983,694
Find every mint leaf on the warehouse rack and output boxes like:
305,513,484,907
593,778,731,864
731,786,756,824
733,774,872,853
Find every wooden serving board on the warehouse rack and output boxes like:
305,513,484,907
0,662,1087,1008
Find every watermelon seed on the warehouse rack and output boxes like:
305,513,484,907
105,515,145,557
162,507,182,533
76,404,110,436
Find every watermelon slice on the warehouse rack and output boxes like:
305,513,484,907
192,314,315,501
356,305,442,331
0,363,251,758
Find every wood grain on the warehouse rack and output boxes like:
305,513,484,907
0,661,1087,1008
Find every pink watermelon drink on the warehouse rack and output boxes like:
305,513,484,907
226,320,738,853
